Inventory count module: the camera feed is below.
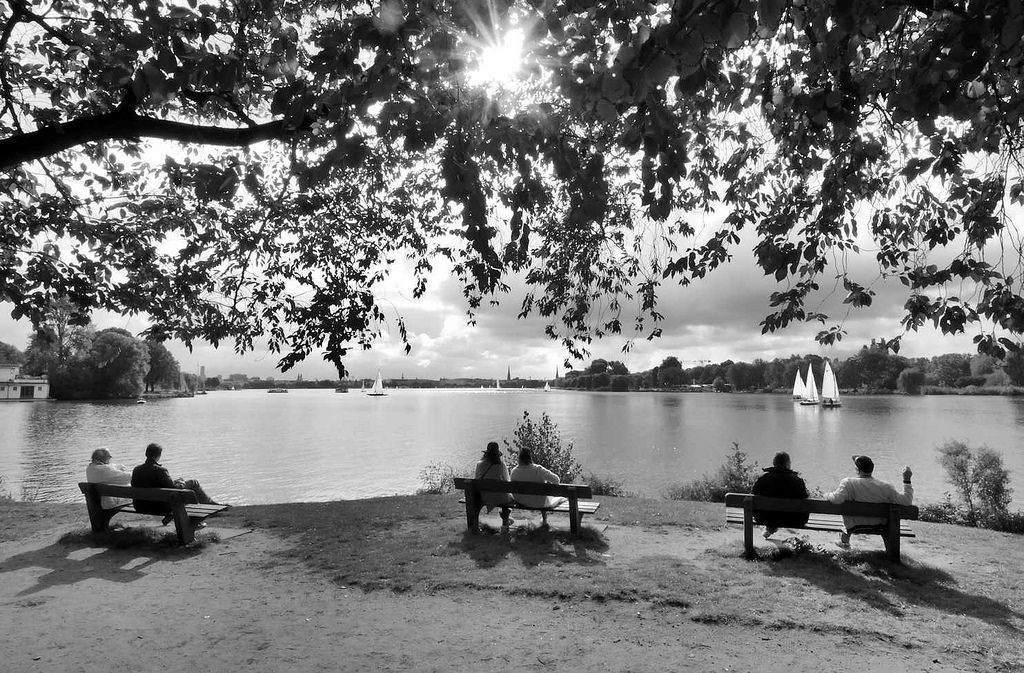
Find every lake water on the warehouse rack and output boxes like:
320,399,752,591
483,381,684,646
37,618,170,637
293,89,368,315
2,389,1022,507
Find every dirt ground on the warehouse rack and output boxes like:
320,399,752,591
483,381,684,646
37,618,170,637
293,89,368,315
3,510,1017,673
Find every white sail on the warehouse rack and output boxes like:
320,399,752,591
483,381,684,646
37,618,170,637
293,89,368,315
543,382,551,392
791,369,805,399
800,363,819,404
367,370,386,396
495,378,500,390
820,360,841,407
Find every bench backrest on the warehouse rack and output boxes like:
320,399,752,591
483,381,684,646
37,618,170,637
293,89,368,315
453,478,594,499
724,493,918,520
78,482,199,504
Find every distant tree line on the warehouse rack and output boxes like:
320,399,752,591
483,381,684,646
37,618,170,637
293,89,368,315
557,339,1024,394
2,301,181,400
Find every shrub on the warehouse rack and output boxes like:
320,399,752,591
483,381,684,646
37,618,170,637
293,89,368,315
0,475,12,502
586,472,632,497
665,442,759,503
416,462,457,495
503,411,583,482
935,440,1019,532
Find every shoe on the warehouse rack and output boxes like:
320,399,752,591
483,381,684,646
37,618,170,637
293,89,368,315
501,518,515,527
836,532,850,548
763,527,778,540
161,514,173,526
195,522,207,529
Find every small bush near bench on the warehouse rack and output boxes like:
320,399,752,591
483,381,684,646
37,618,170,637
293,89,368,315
917,441,1024,534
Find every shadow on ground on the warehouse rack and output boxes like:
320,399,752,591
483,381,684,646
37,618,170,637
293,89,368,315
0,526,212,597
459,522,609,569
742,537,1022,631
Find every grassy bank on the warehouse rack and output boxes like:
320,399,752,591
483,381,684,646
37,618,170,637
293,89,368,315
3,495,1022,670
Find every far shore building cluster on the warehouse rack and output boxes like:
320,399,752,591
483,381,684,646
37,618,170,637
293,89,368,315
0,364,49,401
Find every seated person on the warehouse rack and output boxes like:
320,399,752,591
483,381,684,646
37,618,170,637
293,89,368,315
826,455,913,547
473,442,514,528
131,443,222,526
751,451,809,539
509,448,563,525
85,448,132,509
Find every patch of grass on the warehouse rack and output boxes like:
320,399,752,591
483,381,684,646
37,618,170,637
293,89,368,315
0,502,83,542
58,524,219,551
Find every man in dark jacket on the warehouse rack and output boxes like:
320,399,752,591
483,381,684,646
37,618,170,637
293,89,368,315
131,443,221,524
751,451,809,539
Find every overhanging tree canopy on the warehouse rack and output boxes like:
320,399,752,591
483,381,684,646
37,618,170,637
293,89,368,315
3,0,1024,373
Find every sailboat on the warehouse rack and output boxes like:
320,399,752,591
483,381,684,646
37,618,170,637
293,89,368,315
820,360,841,407
543,382,551,392
494,378,500,390
791,368,806,400
367,370,386,396
799,363,819,405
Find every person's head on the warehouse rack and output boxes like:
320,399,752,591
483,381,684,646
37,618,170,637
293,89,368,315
482,441,502,464
518,448,533,465
145,443,163,462
91,448,112,464
772,451,791,470
853,455,874,476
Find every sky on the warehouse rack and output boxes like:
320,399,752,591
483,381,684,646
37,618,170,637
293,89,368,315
0,235,982,382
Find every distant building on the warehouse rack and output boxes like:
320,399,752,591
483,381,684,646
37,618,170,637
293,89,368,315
0,364,49,401
507,366,511,381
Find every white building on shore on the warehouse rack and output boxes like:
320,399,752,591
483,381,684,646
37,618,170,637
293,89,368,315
0,364,50,401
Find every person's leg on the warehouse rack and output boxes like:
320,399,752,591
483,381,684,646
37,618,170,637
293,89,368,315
500,506,514,527
180,479,216,505
763,526,778,539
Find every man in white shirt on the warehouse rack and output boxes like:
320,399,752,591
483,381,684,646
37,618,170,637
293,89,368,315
509,448,564,525
85,448,132,509
826,455,913,547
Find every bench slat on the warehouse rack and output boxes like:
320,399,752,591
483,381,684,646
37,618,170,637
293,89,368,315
459,498,600,515
723,493,918,520
725,509,915,537
453,477,594,499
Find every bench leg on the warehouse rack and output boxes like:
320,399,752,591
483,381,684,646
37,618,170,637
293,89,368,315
568,496,581,536
885,512,902,563
742,498,755,558
171,504,194,545
464,489,480,531
83,494,118,533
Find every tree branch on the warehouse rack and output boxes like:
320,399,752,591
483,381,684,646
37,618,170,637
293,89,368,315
0,110,308,170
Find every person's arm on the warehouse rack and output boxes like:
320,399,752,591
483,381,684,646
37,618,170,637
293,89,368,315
826,478,851,504
104,465,132,485
894,466,913,505
797,477,809,499
542,466,560,484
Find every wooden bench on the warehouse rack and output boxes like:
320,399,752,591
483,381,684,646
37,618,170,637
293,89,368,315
78,482,229,545
724,492,919,563
453,478,600,536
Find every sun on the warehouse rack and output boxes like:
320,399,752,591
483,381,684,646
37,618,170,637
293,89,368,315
469,29,525,88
